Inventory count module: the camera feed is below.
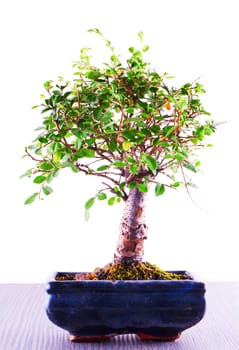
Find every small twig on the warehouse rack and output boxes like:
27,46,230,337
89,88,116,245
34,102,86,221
76,89,81,122
148,178,175,189
179,162,208,213
25,147,42,162
214,120,231,126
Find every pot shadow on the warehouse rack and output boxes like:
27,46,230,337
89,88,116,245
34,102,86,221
55,334,191,350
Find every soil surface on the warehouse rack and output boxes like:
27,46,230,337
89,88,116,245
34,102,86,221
55,261,192,281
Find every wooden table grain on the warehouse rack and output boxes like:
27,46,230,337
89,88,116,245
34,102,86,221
0,282,239,350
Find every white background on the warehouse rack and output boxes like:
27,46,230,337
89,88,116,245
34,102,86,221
0,0,238,282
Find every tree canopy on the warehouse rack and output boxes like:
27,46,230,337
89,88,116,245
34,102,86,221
22,29,215,217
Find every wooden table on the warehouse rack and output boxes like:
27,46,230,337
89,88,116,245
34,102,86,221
0,282,239,349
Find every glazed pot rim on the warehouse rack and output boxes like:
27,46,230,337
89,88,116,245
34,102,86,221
46,271,206,295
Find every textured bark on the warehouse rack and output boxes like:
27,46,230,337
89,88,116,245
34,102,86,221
114,187,148,264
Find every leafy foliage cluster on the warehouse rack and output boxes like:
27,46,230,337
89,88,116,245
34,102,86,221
22,29,215,216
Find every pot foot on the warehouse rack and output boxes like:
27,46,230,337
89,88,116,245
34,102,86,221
137,332,181,341
69,334,112,342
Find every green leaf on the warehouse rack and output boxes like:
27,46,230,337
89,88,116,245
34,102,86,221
70,164,79,173
109,140,117,152
20,169,32,179
88,28,101,35
113,161,127,167
85,197,95,210
72,129,84,139
128,181,136,190
97,165,109,171
191,138,199,145
46,169,60,183
42,186,53,195
97,192,107,200
122,129,137,140
134,136,145,145
74,138,82,150
34,126,45,131
165,124,175,137
53,150,63,162
163,125,175,137
62,162,79,173
94,107,102,119
137,183,148,193
27,144,38,150
142,45,149,52
37,136,48,143
39,162,54,171
130,164,139,174
33,175,46,184
122,141,132,151
78,149,95,158
175,153,185,161
194,126,204,141
126,156,136,164
119,182,126,189
158,141,170,147
165,154,173,159
84,209,90,222
138,31,144,42
113,186,121,195
126,106,135,114
110,55,118,63
183,163,197,173
155,183,165,196
44,80,53,90
108,197,115,206
142,154,157,172
85,70,102,80
103,111,113,122
24,193,38,205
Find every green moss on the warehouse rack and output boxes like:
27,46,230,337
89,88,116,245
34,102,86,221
74,261,191,281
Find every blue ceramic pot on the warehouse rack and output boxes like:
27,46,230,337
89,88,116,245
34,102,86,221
46,271,206,342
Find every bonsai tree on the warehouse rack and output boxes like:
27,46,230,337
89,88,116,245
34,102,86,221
22,29,215,279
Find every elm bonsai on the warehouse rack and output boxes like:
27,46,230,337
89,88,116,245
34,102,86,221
22,29,215,280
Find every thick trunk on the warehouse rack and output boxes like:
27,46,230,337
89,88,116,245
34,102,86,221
114,187,148,264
